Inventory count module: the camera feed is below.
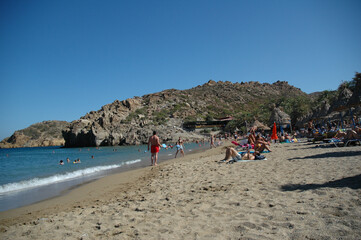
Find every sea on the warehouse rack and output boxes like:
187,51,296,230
0,142,209,212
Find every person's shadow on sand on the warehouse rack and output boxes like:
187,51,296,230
288,150,361,161
281,174,361,191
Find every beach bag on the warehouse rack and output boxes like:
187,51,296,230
255,155,266,160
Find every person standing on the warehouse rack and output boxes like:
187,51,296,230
210,135,216,149
175,137,185,158
148,131,161,166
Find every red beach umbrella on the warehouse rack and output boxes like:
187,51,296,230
271,122,278,140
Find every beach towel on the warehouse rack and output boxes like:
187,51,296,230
239,150,270,154
235,158,268,163
226,158,268,164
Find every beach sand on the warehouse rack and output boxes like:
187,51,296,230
1,141,361,239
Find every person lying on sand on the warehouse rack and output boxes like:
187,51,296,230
221,147,257,163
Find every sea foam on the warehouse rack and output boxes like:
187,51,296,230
0,159,141,194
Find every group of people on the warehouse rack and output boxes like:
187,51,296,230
334,126,361,141
148,131,186,166
221,127,272,163
59,157,82,165
307,118,361,144
247,127,272,153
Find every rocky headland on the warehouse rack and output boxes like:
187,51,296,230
0,121,70,148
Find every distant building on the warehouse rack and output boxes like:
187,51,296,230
183,116,233,130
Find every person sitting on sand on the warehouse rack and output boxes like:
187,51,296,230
248,127,257,145
254,136,271,152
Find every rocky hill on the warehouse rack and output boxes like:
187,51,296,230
4,76,358,148
62,80,308,147
0,121,70,148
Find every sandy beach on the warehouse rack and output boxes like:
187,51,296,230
1,140,360,239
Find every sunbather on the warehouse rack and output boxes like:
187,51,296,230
248,132,256,145
254,136,271,152
222,147,256,162
334,128,361,140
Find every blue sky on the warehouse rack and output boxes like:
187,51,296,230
0,0,360,140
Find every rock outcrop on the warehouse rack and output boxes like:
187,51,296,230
0,121,70,148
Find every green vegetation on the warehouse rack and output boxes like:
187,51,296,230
170,103,188,115
21,127,41,139
338,72,360,92
224,119,245,133
123,107,148,123
276,96,312,123
200,129,211,134
184,115,197,122
152,109,169,125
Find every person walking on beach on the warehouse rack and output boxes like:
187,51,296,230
148,131,161,166
175,137,185,158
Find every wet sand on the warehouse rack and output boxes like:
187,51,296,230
1,141,361,239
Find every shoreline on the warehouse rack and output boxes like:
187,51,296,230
1,141,361,239
0,143,214,225
0,142,209,212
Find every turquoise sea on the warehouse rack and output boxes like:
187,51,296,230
0,142,209,211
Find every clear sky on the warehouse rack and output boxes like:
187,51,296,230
0,0,360,140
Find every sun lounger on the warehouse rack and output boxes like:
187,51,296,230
329,138,344,147
323,138,361,147
345,139,361,147
322,138,344,147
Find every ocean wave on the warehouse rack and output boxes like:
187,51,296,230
0,159,142,194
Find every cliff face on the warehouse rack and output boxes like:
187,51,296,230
0,121,70,148
62,80,308,147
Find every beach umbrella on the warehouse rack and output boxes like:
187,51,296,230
251,120,271,131
271,122,278,140
269,107,291,128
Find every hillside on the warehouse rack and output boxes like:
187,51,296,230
0,121,70,148
2,74,359,148
62,80,308,147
